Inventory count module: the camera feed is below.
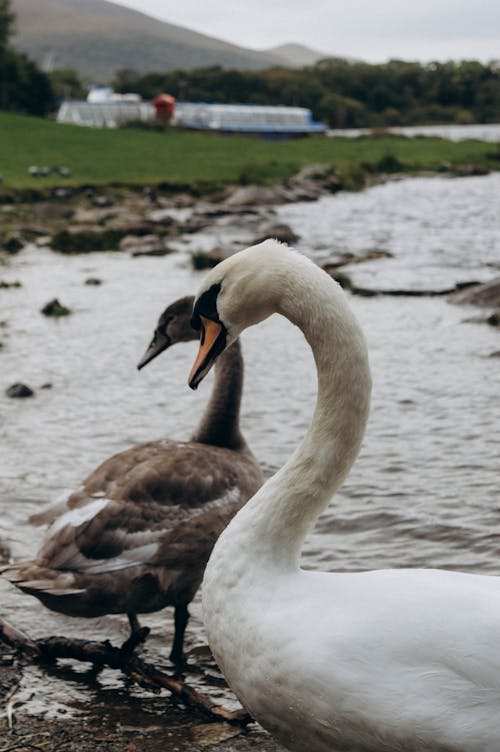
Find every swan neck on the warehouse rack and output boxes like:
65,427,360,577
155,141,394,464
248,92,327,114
223,257,371,571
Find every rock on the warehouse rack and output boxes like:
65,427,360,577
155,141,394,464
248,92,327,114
34,202,74,221
455,163,490,177
487,310,500,327
171,192,196,208
121,234,173,256
348,249,393,265
40,382,53,389
142,185,157,202
0,538,10,564
224,185,289,208
322,253,357,270
51,228,126,253
191,250,224,269
131,246,174,257
181,215,215,234
253,223,299,246
283,182,325,202
489,351,500,358
0,280,21,288
6,383,34,398
322,250,393,275
41,298,72,317
448,277,500,307
20,226,46,239
3,234,24,253
146,209,176,225
52,187,75,200
291,163,333,182
324,269,353,290
34,236,51,247
462,314,488,324
92,195,116,208
287,164,343,197
84,277,103,285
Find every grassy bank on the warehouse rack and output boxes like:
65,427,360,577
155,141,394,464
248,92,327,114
1,112,499,194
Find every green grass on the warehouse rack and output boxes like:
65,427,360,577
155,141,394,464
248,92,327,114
0,111,498,192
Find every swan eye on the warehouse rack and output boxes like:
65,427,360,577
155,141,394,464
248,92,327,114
160,315,174,335
188,315,227,390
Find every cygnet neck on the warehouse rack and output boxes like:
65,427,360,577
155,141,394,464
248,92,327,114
191,340,247,452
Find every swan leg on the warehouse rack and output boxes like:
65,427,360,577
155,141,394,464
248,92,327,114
121,614,150,654
127,612,141,634
170,603,189,664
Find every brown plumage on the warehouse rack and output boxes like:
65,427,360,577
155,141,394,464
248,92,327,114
3,296,262,663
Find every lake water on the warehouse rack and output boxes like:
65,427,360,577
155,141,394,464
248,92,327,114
329,122,500,142
1,173,499,740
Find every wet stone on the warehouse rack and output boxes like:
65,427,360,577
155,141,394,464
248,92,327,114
486,310,500,326
6,382,34,398
93,195,117,207
41,298,72,317
252,223,299,246
3,234,24,253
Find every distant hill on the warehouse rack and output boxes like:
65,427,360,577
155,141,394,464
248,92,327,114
266,44,327,67
10,0,325,81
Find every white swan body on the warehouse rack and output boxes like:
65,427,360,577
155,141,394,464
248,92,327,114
189,240,500,752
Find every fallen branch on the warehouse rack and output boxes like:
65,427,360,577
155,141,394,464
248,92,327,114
0,616,250,727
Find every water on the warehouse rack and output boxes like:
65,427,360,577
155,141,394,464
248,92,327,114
328,122,500,142
1,173,500,730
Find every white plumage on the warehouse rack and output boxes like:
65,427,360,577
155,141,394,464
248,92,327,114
188,239,500,752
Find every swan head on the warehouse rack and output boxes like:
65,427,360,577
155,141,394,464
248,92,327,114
138,295,196,370
189,240,289,389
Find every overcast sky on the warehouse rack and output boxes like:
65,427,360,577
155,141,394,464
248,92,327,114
111,0,500,62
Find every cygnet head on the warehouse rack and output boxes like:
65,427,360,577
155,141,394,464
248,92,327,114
189,240,296,389
138,295,196,370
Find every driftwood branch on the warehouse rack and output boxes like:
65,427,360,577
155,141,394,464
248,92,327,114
0,616,250,727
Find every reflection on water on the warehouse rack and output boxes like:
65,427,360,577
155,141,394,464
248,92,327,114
1,174,500,723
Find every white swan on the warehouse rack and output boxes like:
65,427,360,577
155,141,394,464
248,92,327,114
187,239,500,752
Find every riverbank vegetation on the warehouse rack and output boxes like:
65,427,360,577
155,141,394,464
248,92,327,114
115,59,500,129
1,111,499,197
3,0,500,129
0,0,54,115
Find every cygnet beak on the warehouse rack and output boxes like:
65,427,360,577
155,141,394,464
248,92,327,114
137,330,171,370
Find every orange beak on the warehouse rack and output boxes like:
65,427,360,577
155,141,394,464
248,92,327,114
189,316,225,390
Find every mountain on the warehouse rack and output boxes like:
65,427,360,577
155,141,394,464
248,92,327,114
265,44,327,67
10,0,321,81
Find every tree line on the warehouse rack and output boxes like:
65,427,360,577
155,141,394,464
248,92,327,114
113,59,500,128
0,0,54,115
1,0,500,128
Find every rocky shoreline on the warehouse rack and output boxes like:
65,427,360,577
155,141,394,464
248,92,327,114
2,163,499,345
1,166,500,747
